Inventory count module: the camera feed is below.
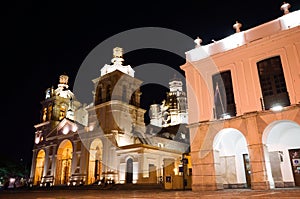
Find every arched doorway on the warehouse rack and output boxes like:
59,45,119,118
55,140,73,185
88,139,103,184
262,120,300,188
34,150,45,185
126,158,133,183
213,128,250,188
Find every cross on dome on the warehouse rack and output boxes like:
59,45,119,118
113,47,123,58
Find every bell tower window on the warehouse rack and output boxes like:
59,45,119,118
42,107,47,122
106,85,111,101
47,105,52,120
122,85,127,102
59,105,66,120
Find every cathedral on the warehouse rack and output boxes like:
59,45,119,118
29,47,191,189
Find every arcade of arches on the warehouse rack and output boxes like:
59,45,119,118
189,113,300,191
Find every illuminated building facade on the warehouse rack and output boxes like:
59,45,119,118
149,77,188,127
181,8,300,191
29,47,190,189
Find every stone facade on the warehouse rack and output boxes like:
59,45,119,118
30,48,191,188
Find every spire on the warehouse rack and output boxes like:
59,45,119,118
113,47,123,58
58,74,69,90
55,74,74,99
111,47,124,65
59,74,69,85
100,47,135,77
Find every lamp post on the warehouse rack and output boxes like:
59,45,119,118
181,153,188,190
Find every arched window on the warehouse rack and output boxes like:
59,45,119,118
98,85,103,104
47,104,52,120
59,105,66,120
257,56,290,110
106,85,111,101
42,107,47,122
122,85,127,102
130,91,138,106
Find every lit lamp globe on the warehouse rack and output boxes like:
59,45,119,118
62,126,69,135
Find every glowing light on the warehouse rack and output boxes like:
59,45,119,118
173,168,178,175
35,137,40,144
62,126,69,135
72,125,78,132
221,113,231,119
89,125,94,131
9,178,15,183
270,105,283,112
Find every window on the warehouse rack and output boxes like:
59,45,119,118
106,85,111,101
59,106,66,120
122,85,127,102
97,85,103,104
42,108,47,122
47,105,52,120
158,143,164,148
212,70,236,119
257,56,290,110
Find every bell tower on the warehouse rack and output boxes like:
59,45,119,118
89,47,146,146
40,74,77,127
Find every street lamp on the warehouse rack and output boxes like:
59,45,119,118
181,153,189,190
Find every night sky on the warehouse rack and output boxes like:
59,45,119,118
1,0,299,168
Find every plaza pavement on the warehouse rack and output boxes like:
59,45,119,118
0,186,300,199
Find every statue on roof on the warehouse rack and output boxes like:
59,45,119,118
233,21,242,33
281,2,291,15
194,37,202,48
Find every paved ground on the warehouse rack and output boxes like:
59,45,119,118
1,188,300,199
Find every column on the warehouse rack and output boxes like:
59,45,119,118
246,115,270,190
29,150,38,181
248,143,270,190
80,141,88,175
52,145,58,184
191,149,222,191
50,145,56,176
71,141,77,174
43,147,49,178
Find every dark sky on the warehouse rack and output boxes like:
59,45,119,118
1,0,299,167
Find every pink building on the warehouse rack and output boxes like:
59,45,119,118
181,7,300,191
